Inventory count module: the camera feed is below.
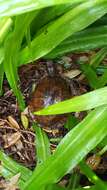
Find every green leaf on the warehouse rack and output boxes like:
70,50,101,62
0,150,32,182
4,11,37,110
0,0,86,17
0,18,12,95
19,0,107,66
90,47,107,68
4,34,25,110
64,115,78,130
33,124,51,165
46,184,66,190
0,48,4,95
0,17,13,45
80,48,107,89
0,62,4,96
46,26,107,59
47,186,96,190
46,184,88,190
0,165,25,189
80,63,100,89
79,161,107,190
35,87,107,115
67,172,80,189
97,65,107,75
30,4,75,36
23,106,107,190
99,69,107,87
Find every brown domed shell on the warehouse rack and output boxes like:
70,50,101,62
29,76,71,127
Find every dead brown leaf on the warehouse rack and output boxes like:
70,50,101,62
3,132,21,148
7,116,20,129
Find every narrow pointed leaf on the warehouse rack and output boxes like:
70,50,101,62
0,151,32,182
46,26,107,59
19,0,107,66
80,64,100,89
0,48,4,95
0,17,13,44
33,124,51,165
90,47,107,68
4,12,37,110
35,87,107,115
79,161,107,190
24,106,107,190
0,0,86,16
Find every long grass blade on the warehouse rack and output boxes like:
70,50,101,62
35,87,107,115
0,17,13,45
23,106,107,190
99,69,107,86
33,124,51,165
0,150,32,182
4,11,37,110
46,26,107,59
90,48,107,68
19,0,107,66
0,0,86,16
0,150,32,189
0,48,4,95
0,18,13,95
79,161,107,190
80,63,100,89
30,3,75,37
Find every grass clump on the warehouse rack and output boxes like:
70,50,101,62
1,1,107,190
